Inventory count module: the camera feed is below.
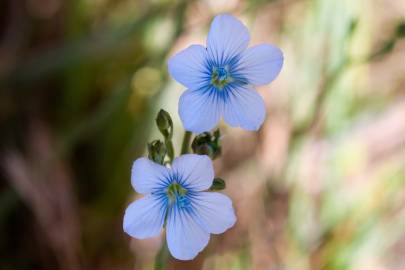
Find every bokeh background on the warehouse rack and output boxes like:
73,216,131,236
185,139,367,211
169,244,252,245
1,0,405,269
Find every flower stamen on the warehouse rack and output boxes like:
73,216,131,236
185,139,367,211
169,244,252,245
167,182,190,208
211,66,232,89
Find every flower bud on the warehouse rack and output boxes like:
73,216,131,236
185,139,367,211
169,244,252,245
191,129,221,159
147,140,167,164
156,109,173,139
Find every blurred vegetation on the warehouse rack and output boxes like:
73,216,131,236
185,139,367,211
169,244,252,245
0,0,404,270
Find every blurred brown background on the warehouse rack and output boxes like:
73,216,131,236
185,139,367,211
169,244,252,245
0,0,404,269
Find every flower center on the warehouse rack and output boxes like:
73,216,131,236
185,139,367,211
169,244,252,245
167,182,190,208
211,66,232,89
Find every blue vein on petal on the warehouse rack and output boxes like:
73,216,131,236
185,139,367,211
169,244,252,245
149,169,201,216
196,52,250,102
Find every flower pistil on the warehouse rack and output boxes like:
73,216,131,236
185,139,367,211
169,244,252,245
211,66,232,89
166,182,190,208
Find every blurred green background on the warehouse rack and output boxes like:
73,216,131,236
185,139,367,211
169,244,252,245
1,0,404,269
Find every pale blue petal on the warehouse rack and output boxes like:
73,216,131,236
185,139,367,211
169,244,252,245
168,45,210,90
131,157,170,194
207,14,250,65
223,85,266,130
179,88,223,133
235,44,283,86
171,154,214,191
190,192,236,234
166,205,210,260
123,195,166,239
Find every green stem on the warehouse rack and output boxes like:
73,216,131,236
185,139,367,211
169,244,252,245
180,131,192,155
154,239,169,270
165,138,175,162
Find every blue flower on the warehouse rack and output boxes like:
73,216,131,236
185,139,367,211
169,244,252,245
123,154,236,260
168,14,284,133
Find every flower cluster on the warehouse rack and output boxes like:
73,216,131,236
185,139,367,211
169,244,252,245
123,13,283,261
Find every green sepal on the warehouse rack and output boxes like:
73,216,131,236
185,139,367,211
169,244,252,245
209,178,226,191
396,22,405,38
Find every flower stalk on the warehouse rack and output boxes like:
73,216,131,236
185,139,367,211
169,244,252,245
180,131,192,155
154,240,169,270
